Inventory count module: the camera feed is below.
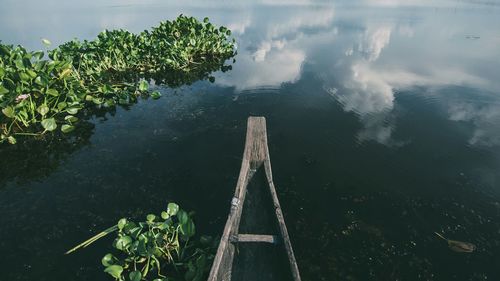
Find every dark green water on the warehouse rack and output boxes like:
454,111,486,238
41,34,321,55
1,1,500,280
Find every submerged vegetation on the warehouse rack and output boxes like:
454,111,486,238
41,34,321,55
0,15,236,144
67,203,216,281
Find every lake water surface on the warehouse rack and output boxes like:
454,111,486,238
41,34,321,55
1,0,500,280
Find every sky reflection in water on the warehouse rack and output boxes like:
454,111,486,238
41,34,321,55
5,0,497,146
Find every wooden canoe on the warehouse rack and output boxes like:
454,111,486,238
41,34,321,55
208,117,302,281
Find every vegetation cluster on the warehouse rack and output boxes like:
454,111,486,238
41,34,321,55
0,15,236,144
67,203,216,281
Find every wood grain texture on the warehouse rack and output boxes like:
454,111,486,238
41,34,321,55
231,234,279,244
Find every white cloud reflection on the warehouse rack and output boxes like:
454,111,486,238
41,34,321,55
216,6,335,91
358,26,392,61
448,101,500,146
317,9,500,146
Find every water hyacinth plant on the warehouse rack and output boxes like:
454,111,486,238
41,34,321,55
67,203,217,281
0,15,236,144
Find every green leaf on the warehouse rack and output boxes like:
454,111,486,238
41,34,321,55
129,271,142,281
7,136,17,145
46,88,59,96
136,237,148,255
167,203,179,216
0,85,9,95
65,115,78,123
41,118,57,131
150,91,162,100
161,211,169,220
104,265,123,279
92,97,103,105
203,17,209,23
117,218,127,231
138,80,148,92
101,253,116,267
177,210,188,225
57,102,68,111
19,72,30,81
104,99,115,107
37,104,49,116
34,76,44,86
122,221,137,233
27,70,37,79
158,222,169,230
2,106,15,118
114,235,132,251
66,107,79,115
180,219,195,237
15,59,25,70
41,38,51,46
33,50,44,60
59,68,72,79
146,214,155,223
61,124,75,133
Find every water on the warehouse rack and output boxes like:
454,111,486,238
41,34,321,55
1,1,500,280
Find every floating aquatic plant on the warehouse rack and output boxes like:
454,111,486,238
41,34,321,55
0,15,236,144
67,202,217,281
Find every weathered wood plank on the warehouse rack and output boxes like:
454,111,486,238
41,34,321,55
230,234,279,244
265,162,302,281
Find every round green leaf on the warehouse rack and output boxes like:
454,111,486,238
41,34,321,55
37,104,49,116
57,102,68,111
2,106,14,118
46,88,59,96
146,214,155,223
0,85,9,95
101,253,116,267
129,271,142,281
117,218,127,231
114,235,132,251
64,115,78,123
167,203,179,216
104,265,123,279
66,107,79,115
41,118,57,131
61,124,75,133
160,211,169,220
